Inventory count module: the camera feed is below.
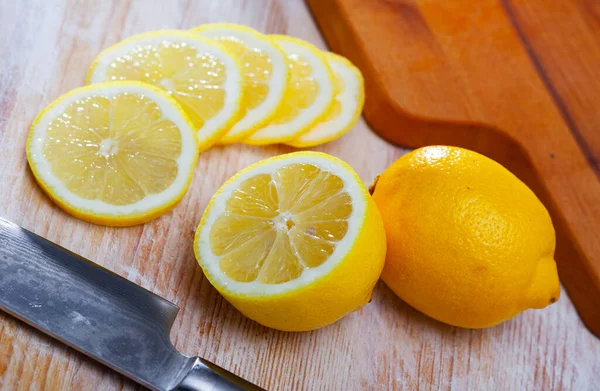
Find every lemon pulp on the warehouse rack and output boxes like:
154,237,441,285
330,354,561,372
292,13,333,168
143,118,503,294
269,54,320,124
102,40,228,130
42,93,181,205
287,52,364,148
243,36,334,144
210,36,272,115
209,163,352,284
320,71,344,122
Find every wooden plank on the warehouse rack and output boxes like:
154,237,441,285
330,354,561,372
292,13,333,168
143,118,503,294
307,0,600,338
0,0,599,390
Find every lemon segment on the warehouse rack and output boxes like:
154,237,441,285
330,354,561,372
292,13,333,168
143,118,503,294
191,24,288,143
287,52,365,147
87,30,243,150
243,36,335,145
27,82,198,226
194,152,386,331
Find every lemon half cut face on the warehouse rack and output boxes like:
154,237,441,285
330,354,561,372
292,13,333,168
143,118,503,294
194,152,386,331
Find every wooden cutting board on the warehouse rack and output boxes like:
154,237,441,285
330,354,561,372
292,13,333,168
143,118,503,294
307,0,600,338
0,0,598,390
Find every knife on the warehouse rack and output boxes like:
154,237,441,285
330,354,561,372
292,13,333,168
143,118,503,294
0,216,264,391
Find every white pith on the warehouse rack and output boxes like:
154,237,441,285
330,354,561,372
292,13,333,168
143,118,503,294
28,83,198,216
194,27,288,139
87,31,243,145
196,154,366,296
246,38,335,141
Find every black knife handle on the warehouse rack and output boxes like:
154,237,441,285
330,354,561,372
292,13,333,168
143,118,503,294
172,357,265,391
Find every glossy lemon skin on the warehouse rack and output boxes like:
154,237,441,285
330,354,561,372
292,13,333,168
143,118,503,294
371,146,560,329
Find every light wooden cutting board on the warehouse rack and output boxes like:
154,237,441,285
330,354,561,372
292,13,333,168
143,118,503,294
0,0,598,390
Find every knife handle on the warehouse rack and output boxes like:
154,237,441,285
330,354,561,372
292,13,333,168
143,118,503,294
172,357,265,391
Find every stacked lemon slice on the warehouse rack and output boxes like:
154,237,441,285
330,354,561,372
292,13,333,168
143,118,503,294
191,24,364,146
27,24,364,226
191,24,289,143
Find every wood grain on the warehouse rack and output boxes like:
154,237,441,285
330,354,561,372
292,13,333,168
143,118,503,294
0,0,599,390
306,0,600,338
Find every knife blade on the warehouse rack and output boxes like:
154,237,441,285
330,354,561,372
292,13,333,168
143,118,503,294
0,216,263,391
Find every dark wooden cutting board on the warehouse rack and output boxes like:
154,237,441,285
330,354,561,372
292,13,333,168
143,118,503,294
307,0,600,337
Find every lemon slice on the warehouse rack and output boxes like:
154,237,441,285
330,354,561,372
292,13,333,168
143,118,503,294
87,30,243,150
287,52,364,147
191,24,288,143
26,82,198,226
194,152,386,331
243,36,336,146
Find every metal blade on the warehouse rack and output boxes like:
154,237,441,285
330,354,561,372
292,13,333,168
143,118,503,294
0,217,193,391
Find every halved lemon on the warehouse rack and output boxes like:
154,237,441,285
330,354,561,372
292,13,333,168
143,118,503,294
26,82,198,226
243,36,336,146
287,52,364,147
87,30,243,150
194,152,386,331
191,24,288,143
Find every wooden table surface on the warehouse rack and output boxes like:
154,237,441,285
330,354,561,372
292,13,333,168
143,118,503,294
0,0,598,390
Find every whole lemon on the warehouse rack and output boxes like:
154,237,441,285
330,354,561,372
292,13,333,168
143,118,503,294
370,146,560,328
